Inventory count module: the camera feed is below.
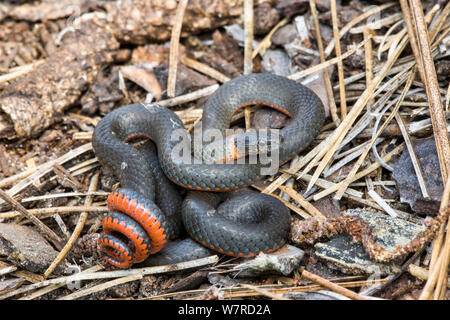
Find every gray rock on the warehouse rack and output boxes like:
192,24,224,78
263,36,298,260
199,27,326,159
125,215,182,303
392,136,445,216
261,49,292,76
0,223,61,274
232,244,304,277
313,209,426,276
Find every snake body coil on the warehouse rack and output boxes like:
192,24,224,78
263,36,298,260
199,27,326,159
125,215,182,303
93,74,325,268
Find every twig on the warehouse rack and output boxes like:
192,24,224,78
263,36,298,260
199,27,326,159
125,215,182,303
243,0,253,75
303,35,410,194
289,37,370,81
59,273,143,300
182,57,230,83
408,0,450,183
0,255,218,300
278,186,326,219
0,188,64,250
252,17,288,59
19,265,103,300
309,0,338,123
0,205,108,220
394,112,429,198
363,26,374,106
419,175,450,300
239,284,290,300
243,0,254,130
157,84,219,108
166,0,189,98
330,0,347,120
301,269,368,300
333,68,415,200
53,163,87,192
0,143,93,202
0,60,45,83
44,172,100,278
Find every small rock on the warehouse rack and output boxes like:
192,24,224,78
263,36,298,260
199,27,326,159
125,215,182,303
232,244,304,277
313,209,426,276
0,223,61,274
272,23,298,47
392,136,446,216
254,2,280,35
261,49,291,76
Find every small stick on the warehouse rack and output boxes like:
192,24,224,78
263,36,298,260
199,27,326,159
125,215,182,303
157,84,219,108
363,26,374,106
0,255,219,300
303,36,410,193
0,188,64,249
0,205,108,220
252,17,288,59
409,0,450,183
44,172,100,278
394,112,429,198
166,0,189,98
289,37,370,81
58,273,143,300
0,60,45,83
330,0,347,120
240,283,290,300
324,2,396,57
309,0,338,123
53,163,87,192
419,175,450,299
0,265,17,277
243,0,254,75
301,269,368,300
333,69,415,200
278,186,326,219
408,264,450,289
243,0,254,131
19,265,103,300
252,185,312,219
182,56,230,83
0,143,92,199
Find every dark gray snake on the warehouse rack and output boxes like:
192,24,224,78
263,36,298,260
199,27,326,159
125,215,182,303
92,73,325,268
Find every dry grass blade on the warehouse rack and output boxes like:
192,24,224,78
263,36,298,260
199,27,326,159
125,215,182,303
309,0,338,123
59,274,143,300
252,17,288,59
330,0,347,120
278,186,326,219
419,175,450,300
243,0,254,75
166,0,189,98
0,255,218,300
333,68,416,200
158,84,219,108
301,269,368,300
303,35,410,194
0,143,92,195
240,284,290,300
408,0,450,183
43,172,100,278
182,57,230,83
0,60,45,83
